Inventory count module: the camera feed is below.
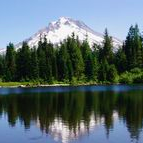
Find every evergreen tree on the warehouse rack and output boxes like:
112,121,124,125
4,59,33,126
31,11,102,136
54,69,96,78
134,24,142,68
16,42,31,81
107,64,118,82
57,43,69,81
124,24,142,70
102,28,114,64
47,42,58,82
0,55,5,79
37,39,47,81
52,48,58,81
115,45,127,73
81,40,94,81
67,34,84,79
67,54,73,82
30,47,39,80
43,37,53,83
98,29,116,82
98,59,109,82
125,25,134,70
5,43,16,81
92,44,100,81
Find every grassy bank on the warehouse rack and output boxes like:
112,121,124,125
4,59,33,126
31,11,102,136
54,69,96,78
0,82,35,87
0,81,98,87
0,81,71,87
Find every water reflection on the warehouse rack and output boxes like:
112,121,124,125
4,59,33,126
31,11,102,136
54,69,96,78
0,88,143,143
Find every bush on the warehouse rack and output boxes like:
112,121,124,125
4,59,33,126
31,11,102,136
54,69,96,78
130,68,142,74
119,68,143,84
70,77,78,85
119,71,133,84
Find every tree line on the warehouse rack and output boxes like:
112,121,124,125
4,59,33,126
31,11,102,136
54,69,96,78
0,24,143,84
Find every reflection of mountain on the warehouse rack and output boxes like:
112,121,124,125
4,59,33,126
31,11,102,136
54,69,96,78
39,112,118,143
0,89,143,142
40,115,97,143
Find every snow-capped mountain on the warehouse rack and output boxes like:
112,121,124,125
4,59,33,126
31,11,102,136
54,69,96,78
0,17,122,53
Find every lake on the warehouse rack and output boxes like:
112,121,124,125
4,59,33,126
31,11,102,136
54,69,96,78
0,85,143,143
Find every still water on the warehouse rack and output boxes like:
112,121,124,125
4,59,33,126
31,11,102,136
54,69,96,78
0,85,143,143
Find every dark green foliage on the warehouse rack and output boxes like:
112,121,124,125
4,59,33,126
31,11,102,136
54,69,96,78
1,24,143,84
115,47,127,73
57,43,69,80
57,41,73,82
37,37,57,83
101,29,114,64
98,59,109,82
16,42,31,81
37,39,48,81
0,55,4,78
67,34,84,79
124,24,142,70
98,29,118,83
81,40,95,81
107,64,118,82
119,68,143,84
5,43,16,81
52,48,58,80
30,47,39,80
43,39,53,83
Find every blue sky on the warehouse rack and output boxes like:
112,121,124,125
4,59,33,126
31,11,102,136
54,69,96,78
0,0,143,48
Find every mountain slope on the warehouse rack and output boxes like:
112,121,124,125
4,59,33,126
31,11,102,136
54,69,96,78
0,17,122,53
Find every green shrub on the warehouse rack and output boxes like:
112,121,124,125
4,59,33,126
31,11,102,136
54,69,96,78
70,77,78,85
119,68,143,84
130,68,142,74
119,72,133,84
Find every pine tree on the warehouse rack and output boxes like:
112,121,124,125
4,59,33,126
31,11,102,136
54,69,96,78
102,28,114,64
67,34,84,79
16,42,31,81
5,43,16,81
52,48,58,81
57,43,69,81
98,59,109,82
115,47,127,73
107,64,118,82
30,47,39,80
134,24,142,68
125,25,134,70
98,29,116,82
67,54,73,82
92,44,99,81
43,38,53,83
124,24,142,70
37,39,47,81
81,40,94,81
0,55,5,79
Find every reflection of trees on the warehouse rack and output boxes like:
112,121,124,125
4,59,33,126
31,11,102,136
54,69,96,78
0,90,143,141
117,91,143,140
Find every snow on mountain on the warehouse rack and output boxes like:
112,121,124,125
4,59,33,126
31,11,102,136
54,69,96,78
0,17,122,53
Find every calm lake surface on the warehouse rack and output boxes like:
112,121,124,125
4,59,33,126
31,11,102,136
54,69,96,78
0,85,143,143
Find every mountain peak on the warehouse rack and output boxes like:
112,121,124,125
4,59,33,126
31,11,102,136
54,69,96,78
59,17,71,23
0,17,122,54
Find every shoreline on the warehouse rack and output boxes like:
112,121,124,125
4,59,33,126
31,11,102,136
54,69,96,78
0,83,97,88
0,81,106,88
0,82,137,88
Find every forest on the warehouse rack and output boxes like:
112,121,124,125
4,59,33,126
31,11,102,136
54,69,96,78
0,24,143,85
